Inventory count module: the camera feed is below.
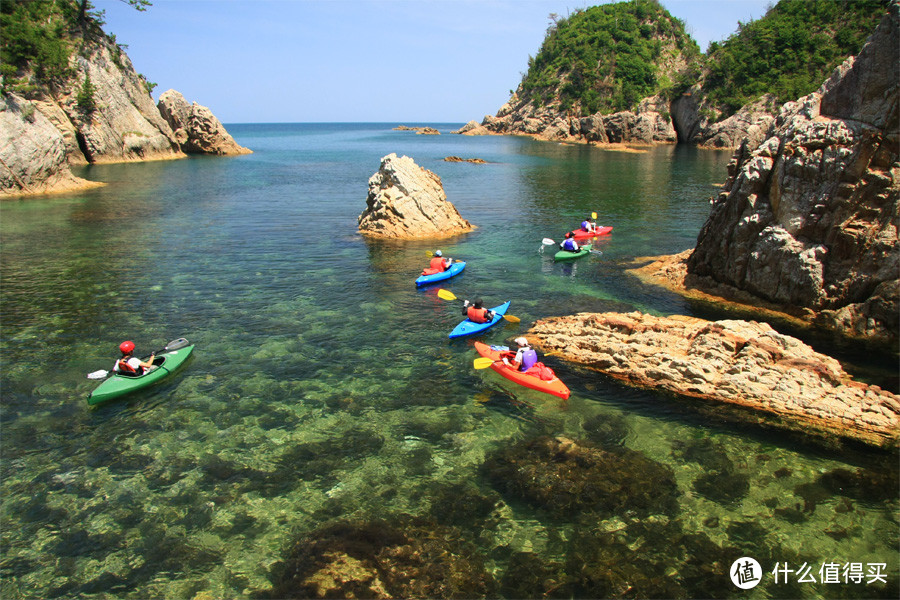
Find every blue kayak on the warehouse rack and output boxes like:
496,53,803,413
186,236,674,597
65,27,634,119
416,261,466,287
449,301,511,339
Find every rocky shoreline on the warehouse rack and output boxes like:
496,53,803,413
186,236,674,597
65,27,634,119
523,311,900,450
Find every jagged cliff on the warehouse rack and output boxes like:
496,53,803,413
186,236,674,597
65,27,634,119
634,4,899,346
462,0,888,149
0,3,248,197
686,3,899,343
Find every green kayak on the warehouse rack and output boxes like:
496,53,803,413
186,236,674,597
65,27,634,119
554,243,592,261
88,343,194,405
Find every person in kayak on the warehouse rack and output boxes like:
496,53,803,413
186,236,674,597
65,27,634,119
503,337,539,372
113,341,155,377
560,232,580,252
581,218,597,233
427,250,452,273
462,298,496,324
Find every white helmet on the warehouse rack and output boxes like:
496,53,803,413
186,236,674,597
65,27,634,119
515,337,529,347
434,250,443,257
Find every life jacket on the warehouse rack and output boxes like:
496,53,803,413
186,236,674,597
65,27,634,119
581,220,590,231
467,306,490,323
116,357,142,376
562,238,578,252
429,257,447,272
519,348,538,371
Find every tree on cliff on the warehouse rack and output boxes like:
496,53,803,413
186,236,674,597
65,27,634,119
518,0,700,116
699,0,887,117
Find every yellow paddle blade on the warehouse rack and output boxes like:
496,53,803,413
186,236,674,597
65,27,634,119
437,289,457,301
502,314,521,323
425,250,435,256
592,211,598,219
473,357,496,369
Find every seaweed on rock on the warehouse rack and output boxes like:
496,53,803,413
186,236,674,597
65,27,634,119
480,435,680,519
267,517,497,599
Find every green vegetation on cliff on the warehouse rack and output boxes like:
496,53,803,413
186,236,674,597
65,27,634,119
0,0,149,92
519,0,700,116
704,0,889,115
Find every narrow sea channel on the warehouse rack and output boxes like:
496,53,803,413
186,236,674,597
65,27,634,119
1,123,896,598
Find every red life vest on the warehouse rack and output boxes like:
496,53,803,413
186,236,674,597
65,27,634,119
467,306,490,323
116,358,141,375
429,257,447,272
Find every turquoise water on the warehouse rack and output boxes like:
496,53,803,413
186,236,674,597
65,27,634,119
1,123,896,598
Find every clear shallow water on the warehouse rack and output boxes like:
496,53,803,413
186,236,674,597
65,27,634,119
1,123,897,598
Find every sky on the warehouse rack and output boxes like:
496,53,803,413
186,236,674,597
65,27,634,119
95,0,774,124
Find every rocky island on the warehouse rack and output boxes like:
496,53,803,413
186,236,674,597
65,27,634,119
358,153,475,239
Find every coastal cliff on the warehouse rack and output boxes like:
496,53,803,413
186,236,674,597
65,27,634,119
0,4,248,197
462,0,887,150
646,3,900,345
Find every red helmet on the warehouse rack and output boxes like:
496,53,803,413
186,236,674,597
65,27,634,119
119,341,135,354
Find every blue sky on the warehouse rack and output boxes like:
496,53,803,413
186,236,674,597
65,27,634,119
95,0,773,124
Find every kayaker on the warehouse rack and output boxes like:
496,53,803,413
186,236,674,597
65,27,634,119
560,232,580,252
462,297,496,324
428,250,452,273
503,337,539,372
113,341,155,376
581,218,597,233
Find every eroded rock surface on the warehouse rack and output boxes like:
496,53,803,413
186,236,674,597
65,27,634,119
357,153,474,239
525,312,900,448
157,89,251,156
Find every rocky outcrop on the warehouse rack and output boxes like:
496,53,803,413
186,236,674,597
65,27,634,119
394,125,440,135
1,30,249,196
357,154,475,239
686,5,899,344
470,93,676,145
0,93,102,195
443,156,486,164
157,90,251,156
525,312,900,449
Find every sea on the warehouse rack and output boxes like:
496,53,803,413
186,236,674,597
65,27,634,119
1,122,897,598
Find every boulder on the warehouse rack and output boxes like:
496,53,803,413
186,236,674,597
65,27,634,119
357,154,474,239
525,312,900,449
157,89,251,156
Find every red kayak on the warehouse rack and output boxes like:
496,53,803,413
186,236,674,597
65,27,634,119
474,342,570,400
570,225,613,240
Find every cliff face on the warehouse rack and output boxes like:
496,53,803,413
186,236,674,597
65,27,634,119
686,4,899,343
0,25,247,197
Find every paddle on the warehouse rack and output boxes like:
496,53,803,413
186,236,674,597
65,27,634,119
87,337,190,380
437,289,521,323
425,251,463,262
473,357,497,369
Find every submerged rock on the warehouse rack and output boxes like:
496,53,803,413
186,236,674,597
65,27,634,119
525,312,900,449
480,435,680,519
357,153,475,239
268,518,497,599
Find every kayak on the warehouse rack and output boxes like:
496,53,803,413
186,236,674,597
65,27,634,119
88,344,194,405
570,225,613,240
416,260,466,287
554,244,592,261
449,301,510,339
474,341,570,399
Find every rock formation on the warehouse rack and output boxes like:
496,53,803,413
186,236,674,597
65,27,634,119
684,4,899,343
357,154,475,239
525,312,900,449
157,90,251,156
0,93,101,195
1,28,249,197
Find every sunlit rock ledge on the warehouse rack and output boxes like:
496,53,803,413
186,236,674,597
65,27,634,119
525,311,900,449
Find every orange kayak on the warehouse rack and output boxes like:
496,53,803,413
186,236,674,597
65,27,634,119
474,341,570,400
570,225,613,240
